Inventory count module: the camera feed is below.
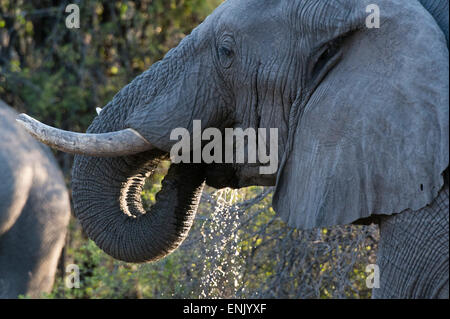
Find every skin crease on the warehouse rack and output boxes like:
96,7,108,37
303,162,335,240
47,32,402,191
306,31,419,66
22,0,445,298
0,100,70,298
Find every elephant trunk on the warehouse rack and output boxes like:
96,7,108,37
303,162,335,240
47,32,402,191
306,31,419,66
72,150,205,263
17,35,209,263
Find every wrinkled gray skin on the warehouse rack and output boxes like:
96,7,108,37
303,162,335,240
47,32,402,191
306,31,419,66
0,100,70,298
68,0,448,298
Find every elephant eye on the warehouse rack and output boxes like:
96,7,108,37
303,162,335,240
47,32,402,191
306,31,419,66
219,46,233,57
218,46,234,68
309,35,346,85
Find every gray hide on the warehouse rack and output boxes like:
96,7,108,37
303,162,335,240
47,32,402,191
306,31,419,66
0,100,70,298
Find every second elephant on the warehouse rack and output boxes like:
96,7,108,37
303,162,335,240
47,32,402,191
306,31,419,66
0,100,70,298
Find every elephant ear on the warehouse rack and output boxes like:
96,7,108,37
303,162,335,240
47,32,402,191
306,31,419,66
273,0,449,229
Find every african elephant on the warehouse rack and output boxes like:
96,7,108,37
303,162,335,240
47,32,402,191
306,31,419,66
0,100,70,298
17,0,448,298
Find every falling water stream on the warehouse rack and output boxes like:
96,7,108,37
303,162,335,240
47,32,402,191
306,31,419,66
138,177,377,299
199,188,243,299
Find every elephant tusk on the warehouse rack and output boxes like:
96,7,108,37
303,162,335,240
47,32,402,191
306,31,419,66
16,113,153,157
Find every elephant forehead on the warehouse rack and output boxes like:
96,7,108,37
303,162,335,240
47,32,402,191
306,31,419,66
216,0,281,17
213,0,284,34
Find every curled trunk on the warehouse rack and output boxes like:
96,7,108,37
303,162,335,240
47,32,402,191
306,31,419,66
72,150,204,263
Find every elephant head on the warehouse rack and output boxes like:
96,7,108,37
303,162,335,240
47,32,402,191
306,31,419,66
18,0,448,263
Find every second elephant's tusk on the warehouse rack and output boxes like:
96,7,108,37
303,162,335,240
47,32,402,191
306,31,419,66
16,113,153,157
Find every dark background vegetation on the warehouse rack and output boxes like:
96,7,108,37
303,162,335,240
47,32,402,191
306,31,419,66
0,0,378,298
